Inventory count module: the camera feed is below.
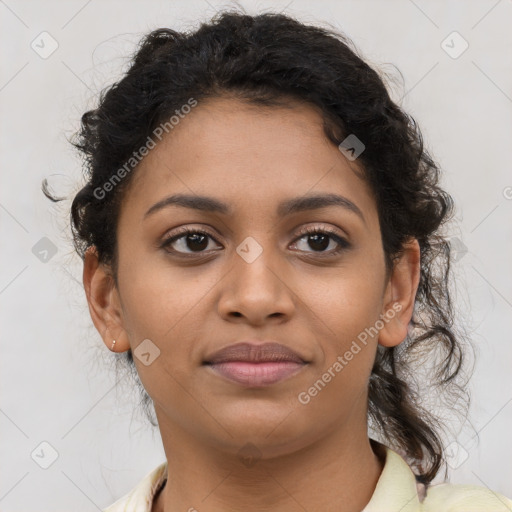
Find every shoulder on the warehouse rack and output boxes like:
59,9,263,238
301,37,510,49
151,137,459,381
103,461,168,512
364,440,512,512
421,482,512,511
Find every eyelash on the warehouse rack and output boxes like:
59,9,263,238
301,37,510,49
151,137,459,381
159,225,351,258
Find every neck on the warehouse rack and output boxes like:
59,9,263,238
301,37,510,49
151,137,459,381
152,409,385,512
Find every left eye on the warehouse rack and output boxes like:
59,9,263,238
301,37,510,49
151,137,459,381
291,227,350,255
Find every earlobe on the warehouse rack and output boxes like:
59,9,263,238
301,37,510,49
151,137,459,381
83,246,130,352
378,301,407,348
378,238,421,348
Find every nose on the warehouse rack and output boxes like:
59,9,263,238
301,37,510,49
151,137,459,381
217,241,296,325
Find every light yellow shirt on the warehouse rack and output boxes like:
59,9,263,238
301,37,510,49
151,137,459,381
103,442,512,511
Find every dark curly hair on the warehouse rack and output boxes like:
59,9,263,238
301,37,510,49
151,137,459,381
43,8,473,486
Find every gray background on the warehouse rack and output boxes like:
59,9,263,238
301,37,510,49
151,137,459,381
1,0,511,509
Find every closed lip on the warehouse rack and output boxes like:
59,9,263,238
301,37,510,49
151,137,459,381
203,341,307,365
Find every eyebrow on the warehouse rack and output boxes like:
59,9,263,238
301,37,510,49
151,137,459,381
144,192,366,224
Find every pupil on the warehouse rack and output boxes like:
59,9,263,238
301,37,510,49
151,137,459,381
309,234,329,251
188,233,208,251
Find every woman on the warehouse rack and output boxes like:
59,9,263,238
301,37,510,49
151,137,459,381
43,9,512,511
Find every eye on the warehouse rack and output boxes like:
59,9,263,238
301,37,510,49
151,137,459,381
160,227,221,256
160,225,351,258
290,225,351,256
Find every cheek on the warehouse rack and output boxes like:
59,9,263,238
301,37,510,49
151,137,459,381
297,267,384,396
117,262,210,408
118,259,220,354
114,241,205,410
298,280,382,408
302,269,384,344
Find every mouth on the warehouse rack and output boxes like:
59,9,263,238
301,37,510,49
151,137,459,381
203,341,308,387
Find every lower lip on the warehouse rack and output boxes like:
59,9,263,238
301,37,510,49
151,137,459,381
206,361,306,387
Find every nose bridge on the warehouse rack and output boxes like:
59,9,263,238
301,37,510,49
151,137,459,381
233,234,283,289
219,233,294,320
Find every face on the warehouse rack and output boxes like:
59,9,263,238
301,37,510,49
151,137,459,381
84,95,419,459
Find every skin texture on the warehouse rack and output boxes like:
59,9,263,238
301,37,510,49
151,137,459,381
83,96,421,512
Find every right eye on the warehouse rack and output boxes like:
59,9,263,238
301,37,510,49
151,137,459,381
160,227,222,256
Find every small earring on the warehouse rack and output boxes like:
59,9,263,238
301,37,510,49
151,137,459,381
111,339,116,351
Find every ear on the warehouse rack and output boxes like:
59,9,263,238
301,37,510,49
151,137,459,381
378,238,421,348
82,246,130,352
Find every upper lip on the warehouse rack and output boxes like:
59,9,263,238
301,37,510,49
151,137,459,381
204,341,306,364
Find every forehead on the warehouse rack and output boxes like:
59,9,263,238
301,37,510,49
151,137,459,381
121,96,378,227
